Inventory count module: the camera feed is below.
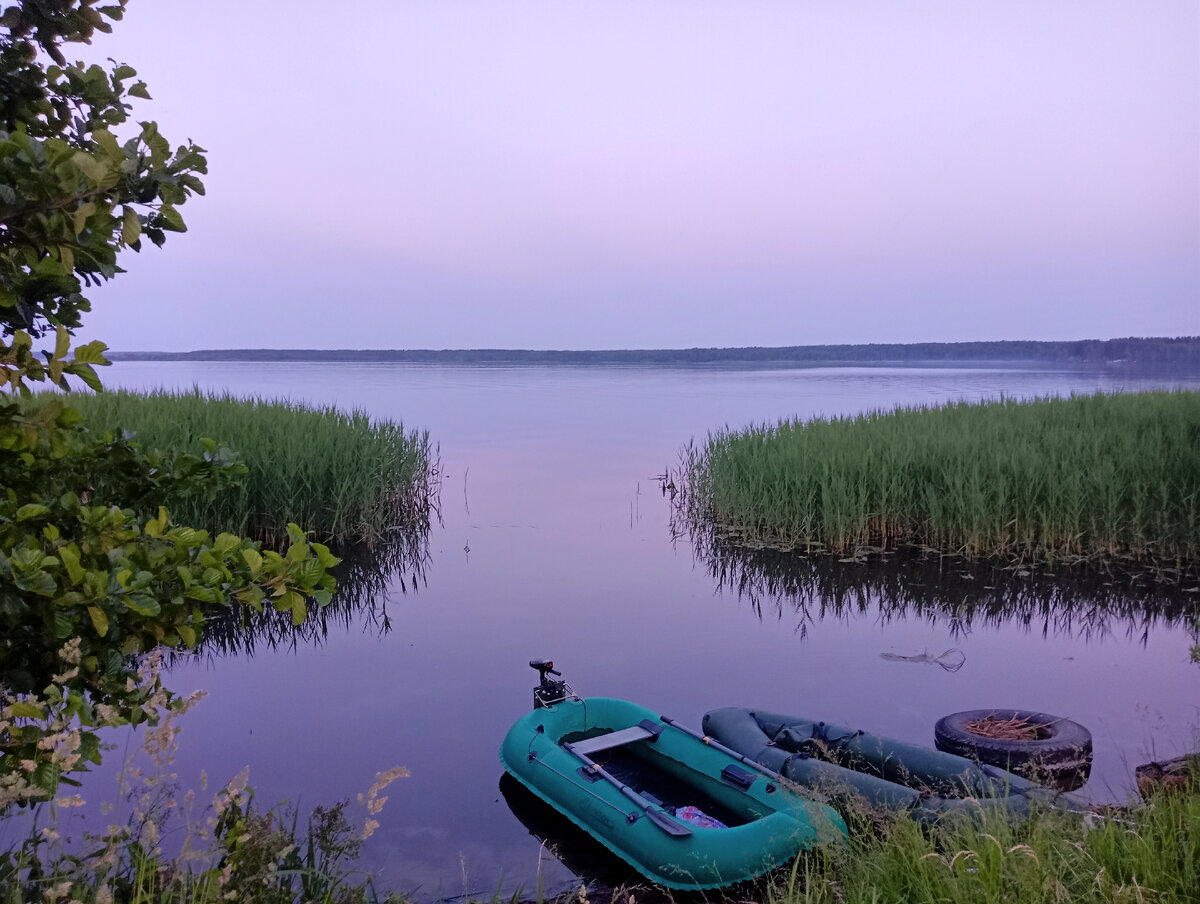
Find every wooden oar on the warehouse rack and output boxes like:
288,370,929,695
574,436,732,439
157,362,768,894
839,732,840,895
563,742,692,837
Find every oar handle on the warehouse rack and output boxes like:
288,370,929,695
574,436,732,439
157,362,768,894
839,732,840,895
564,743,692,837
660,715,785,788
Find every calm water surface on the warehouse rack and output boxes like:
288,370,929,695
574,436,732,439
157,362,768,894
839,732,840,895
52,364,1200,899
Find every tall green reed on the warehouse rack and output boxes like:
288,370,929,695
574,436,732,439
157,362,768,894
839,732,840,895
679,391,1200,572
57,388,438,548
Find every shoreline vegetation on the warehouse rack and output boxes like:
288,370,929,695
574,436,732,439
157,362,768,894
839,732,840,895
107,336,1200,369
48,388,440,548
9,758,1198,903
673,390,1200,580
758,779,1200,904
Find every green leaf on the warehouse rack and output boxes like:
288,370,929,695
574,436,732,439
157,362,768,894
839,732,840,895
312,543,341,569
94,128,122,162
121,206,141,244
178,625,196,647
87,606,109,637
185,586,217,603
124,595,161,616
241,548,263,576
213,533,241,558
145,507,167,538
52,611,73,638
168,526,199,545
54,325,70,360
58,544,84,585
129,81,151,100
79,732,103,764
159,205,186,232
73,151,109,183
236,585,264,612
31,762,60,796
15,504,50,521
15,570,57,595
73,201,96,235
63,362,103,391
71,340,109,365
9,702,44,719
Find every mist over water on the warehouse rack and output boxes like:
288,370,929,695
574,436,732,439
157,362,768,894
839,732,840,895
60,361,1200,900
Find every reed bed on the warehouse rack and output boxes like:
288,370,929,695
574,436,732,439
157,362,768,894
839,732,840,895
678,390,1200,572
59,388,438,547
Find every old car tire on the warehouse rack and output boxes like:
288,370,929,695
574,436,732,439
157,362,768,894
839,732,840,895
934,709,1092,791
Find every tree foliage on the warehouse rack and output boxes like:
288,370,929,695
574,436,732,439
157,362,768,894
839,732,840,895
0,0,338,807
1,0,205,360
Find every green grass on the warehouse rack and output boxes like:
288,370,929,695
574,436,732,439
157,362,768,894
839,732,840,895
678,391,1200,572
58,387,438,547
768,778,1200,904
9,784,1198,904
1,796,408,904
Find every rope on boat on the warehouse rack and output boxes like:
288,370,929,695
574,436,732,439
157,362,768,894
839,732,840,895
526,748,639,823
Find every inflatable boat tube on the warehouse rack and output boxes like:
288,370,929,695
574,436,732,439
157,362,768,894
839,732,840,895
501,698,848,890
701,708,1086,824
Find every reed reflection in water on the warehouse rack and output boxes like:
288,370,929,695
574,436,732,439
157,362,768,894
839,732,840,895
679,518,1200,649
691,528,1195,648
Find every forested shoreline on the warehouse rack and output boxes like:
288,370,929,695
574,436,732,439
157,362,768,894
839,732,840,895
109,336,1200,368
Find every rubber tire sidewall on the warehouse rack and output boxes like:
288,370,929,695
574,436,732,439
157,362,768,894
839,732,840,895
934,709,1092,771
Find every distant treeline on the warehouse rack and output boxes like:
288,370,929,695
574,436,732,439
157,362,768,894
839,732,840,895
110,336,1200,369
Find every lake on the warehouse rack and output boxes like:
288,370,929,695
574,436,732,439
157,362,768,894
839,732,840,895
48,362,1200,900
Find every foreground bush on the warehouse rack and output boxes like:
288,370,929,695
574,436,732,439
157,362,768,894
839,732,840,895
1,692,409,904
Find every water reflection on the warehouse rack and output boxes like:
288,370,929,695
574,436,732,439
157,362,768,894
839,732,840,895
498,774,640,893
682,524,1200,645
174,530,432,661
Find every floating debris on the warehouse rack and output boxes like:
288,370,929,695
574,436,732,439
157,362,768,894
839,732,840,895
879,648,966,672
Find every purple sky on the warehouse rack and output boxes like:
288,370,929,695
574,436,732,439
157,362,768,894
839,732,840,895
78,1,1198,351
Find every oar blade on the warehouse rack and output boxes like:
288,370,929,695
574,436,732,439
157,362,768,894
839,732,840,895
645,806,692,837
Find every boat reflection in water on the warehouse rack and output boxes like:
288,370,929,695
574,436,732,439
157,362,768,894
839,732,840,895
499,773,641,893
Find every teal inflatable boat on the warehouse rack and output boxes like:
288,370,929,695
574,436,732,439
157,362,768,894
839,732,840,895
702,708,1087,823
500,663,847,890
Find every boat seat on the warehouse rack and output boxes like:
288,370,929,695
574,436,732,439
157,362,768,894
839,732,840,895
566,720,664,756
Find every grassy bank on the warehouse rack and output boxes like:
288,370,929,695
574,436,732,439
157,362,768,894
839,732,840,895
580,776,1200,904
6,740,1196,903
58,388,438,547
767,778,1200,904
677,390,1200,573
18,781,1193,904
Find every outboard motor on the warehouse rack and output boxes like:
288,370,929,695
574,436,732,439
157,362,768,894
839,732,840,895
530,659,572,708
